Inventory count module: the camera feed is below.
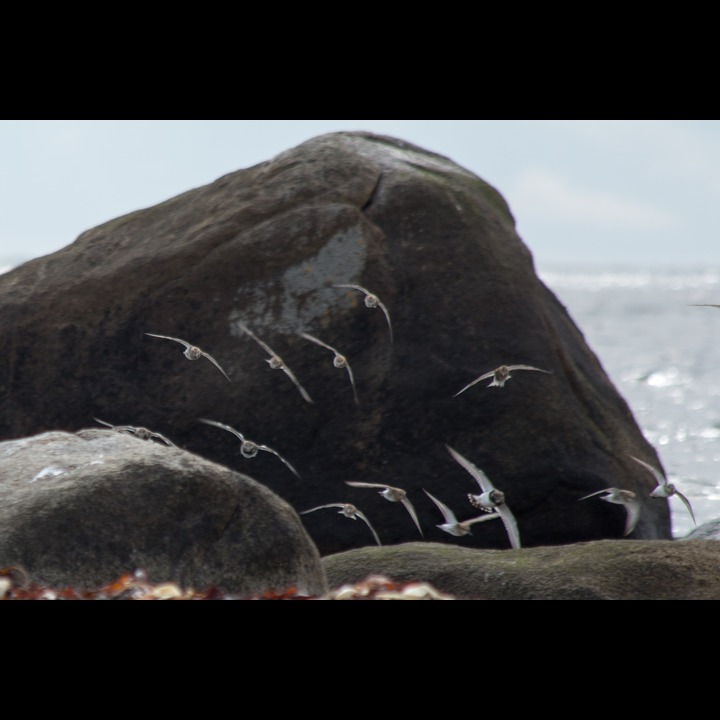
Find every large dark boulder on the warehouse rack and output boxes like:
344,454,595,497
0,429,327,595
0,131,670,555
323,540,720,600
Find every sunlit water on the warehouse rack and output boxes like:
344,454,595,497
2,261,718,537
539,265,720,538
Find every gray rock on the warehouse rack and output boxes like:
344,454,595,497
0,131,670,555
323,540,720,600
0,429,327,596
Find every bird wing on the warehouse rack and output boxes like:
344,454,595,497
333,283,367,293
629,455,665,486
94,418,115,429
334,284,393,343
453,371,495,397
346,481,388,489
399,497,424,538
375,298,394,345
258,444,302,480
446,445,494,493
464,512,501,527
578,489,609,502
238,321,277,357
343,361,360,406
690,304,720,308
354,509,382,546
300,504,343,514
423,489,457,525
199,418,245,441
300,332,337,354
623,497,642,536
199,351,232,383
280,364,314,404
145,332,190,348
674,490,697,525
506,364,552,374
497,505,522,549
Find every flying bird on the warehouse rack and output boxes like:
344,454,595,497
300,332,359,405
578,487,641,536
300,503,381,546
236,321,313,403
145,333,231,383
423,489,499,537
333,284,394,344
94,418,178,448
445,444,521,549
629,455,696,525
199,418,301,480
454,364,551,396
345,481,424,537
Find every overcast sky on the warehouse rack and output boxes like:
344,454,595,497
2,120,718,270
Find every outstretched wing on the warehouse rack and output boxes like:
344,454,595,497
506,364,551,374
423,488,457,525
199,418,245,442
145,332,190,349
300,504,343,514
280,364,314,404
629,454,665,486
453,371,495,397
497,505,522,549
354,509,382,546
674,489,697,526
300,331,338,355
400,497,424,537
446,444,494,493
258,444,302,480
199,350,232,383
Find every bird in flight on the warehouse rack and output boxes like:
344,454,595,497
300,503,381,546
345,481,424,537
333,284,394,345
300,332,359,405
236,321,313,403
145,333,231,383
94,418,178,448
578,487,641,536
629,454,696,525
445,444,521,549
423,489,499,537
454,364,551,396
199,418,301,480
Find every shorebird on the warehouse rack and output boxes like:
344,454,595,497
345,481,424,537
236,321,313,403
423,489,499,537
333,284,394,344
145,333,231,383
445,444,521,549
199,418,301,480
629,454,696,525
300,332,359,405
453,364,551,396
94,418,178,448
578,487,641,536
300,503,381,546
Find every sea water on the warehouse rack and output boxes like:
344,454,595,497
539,265,720,538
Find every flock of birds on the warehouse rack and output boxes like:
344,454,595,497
94,281,700,551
